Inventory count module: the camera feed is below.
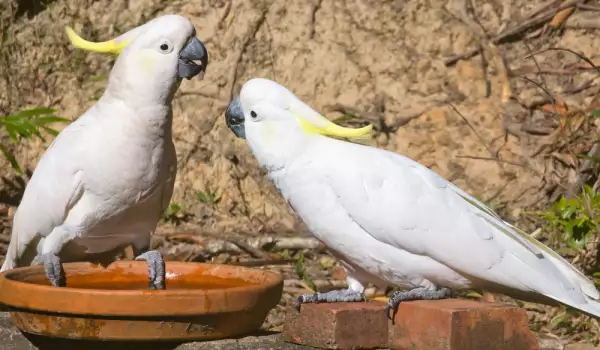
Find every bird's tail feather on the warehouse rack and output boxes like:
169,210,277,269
558,295,600,319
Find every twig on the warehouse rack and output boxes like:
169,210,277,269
456,155,544,176
446,0,493,97
226,238,274,260
528,0,564,18
156,228,325,252
445,0,586,66
526,47,600,73
232,259,291,267
309,0,323,39
577,3,600,10
284,279,348,292
511,66,595,76
246,236,325,251
325,99,441,141
489,42,513,102
447,103,495,159
521,125,556,136
530,227,543,238
227,9,268,102
217,0,233,30
566,142,600,198
177,91,220,100
566,13,600,29
520,76,560,107
522,40,562,117
523,40,551,98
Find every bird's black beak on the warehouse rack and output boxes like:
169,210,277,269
225,98,246,139
178,37,208,80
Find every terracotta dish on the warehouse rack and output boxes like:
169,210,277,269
0,261,283,342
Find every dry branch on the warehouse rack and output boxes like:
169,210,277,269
225,238,274,260
566,142,600,198
445,0,586,66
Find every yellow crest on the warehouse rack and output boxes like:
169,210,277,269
65,26,131,54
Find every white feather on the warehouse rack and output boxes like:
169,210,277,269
238,78,600,318
0,14,193,271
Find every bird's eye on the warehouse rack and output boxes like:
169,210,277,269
158,41,173,54
250,111,258,119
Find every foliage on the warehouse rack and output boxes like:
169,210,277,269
525,184,600,342
531,185,600,254
294,251,316,291
162,202,193,225
196,187,221,205
0,108,69,174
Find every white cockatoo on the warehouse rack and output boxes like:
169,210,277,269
224,78,600,319
0,14,208,290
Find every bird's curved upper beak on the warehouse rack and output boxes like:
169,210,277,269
225,98,246,139
178,37,209,80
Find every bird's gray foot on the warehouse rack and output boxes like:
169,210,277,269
385,287,452,321
295,289,366,311
31,253,65,287
134,250,165,290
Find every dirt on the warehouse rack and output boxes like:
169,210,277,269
2,0,600,346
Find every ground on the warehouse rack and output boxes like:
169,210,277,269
1,0,600,347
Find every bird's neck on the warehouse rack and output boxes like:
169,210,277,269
249,133,334,174
96,92,174,138
104,59,181,108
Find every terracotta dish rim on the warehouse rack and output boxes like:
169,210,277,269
0,261,284,317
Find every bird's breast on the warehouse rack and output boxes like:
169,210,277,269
83,121,175,206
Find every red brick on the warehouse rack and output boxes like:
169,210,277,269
389,299,539,350
283,301,389,349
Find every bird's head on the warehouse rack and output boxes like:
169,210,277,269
66,14,208,105
225,78,372,169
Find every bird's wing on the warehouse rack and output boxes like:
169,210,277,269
160,141,177,215
323,142,596,302
3,121,86,269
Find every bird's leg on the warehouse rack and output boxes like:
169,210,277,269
30,225,78,288
385,286,452,321
295,288,367,310
295,275,367,311
31,253,66,287
134,250,166,290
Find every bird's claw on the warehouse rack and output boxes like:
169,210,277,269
385,287,452,323
295,289,366,311
31,253,65,287
135,250,166,290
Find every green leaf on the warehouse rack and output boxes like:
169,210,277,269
5,127,18,143
303,278,317,291
550,313,568,328
87,74,109,82
40,126,60,136
592,109,600,117
6,123,33,137
2,30,13,45
0,144,22,175
575,153,600,164
33,116,70,124
13,108,56,118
